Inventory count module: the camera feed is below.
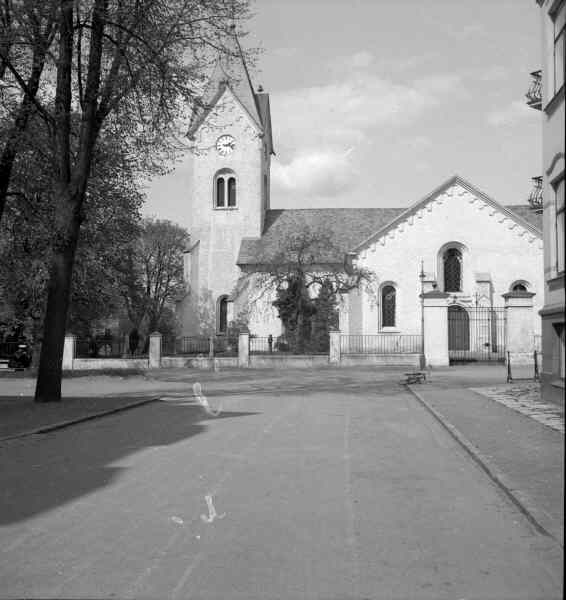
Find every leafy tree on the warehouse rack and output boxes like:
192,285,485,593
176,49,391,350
311,280,339,353
118,218,189,346
0,115,144,347
254,227,374,353
1,0,252,400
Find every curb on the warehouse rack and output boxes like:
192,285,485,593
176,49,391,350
406,384,563,547
0,397,160,443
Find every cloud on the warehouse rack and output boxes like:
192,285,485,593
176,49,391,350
270,47,298,58
487,100,536,126
334,51,375,71
271,72,463,153
272,150,359,198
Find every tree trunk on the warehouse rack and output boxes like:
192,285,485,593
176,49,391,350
34,199,80,402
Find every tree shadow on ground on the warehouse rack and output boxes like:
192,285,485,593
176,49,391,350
0,401,258,525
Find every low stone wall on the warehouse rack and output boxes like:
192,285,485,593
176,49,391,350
161,356,238,369
249,354,329,369
72,358,149,370
339,354,421,367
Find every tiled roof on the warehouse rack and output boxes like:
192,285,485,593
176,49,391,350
237,203,542,266
237,208,404,265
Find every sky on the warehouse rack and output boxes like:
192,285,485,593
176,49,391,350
144,0,542,223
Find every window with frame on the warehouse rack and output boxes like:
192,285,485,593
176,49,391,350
214,170,237,209
555,176,565,274
552,0,565,95
218,296,229,333
443,248,463,292
381,285,396,328
512,283,527,292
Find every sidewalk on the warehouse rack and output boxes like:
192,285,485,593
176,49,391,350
409,367,564,547
0,374,194,441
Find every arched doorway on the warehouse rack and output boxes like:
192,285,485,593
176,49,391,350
448,305,470,352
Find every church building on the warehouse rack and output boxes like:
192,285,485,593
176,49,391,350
177,32,543,361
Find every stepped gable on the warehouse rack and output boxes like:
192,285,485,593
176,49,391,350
237,207,405,266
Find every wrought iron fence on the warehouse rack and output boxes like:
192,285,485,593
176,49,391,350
162,335,238,357
162,336,210,356
525,70,542,110
249,336,276,354
340,334,423,354
528,176,543,213
75,337,127,358
448,306,506,363
214,335,238,356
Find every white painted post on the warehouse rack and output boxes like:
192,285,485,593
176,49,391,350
421,291,450,367
329,330,341,364
503,291,536,365
238,331,249,368
62,334,75,370
149,332,162,368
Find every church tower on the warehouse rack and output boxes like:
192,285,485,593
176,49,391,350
180,27,274,335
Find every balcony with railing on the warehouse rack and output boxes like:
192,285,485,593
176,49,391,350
528,176,543,213
525,70,542,110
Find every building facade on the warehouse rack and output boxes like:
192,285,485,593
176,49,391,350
535,0,565,405
177,31,544,365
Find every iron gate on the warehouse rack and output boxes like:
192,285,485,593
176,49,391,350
448,306,506,363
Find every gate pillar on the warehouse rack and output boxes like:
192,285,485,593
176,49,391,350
421,291,450,367
502,291,536,365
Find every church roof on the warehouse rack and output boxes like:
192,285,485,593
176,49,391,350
237,208,405,265
237,185,542,266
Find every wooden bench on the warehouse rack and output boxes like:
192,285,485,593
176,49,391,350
403,371,426,384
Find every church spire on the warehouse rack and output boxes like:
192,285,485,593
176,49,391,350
188,25,263,138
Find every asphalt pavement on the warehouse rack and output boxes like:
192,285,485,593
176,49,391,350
0,367,563,599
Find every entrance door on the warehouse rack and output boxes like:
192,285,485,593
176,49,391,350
448,305,470,352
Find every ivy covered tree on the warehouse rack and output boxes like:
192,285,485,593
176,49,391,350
257,227,374,354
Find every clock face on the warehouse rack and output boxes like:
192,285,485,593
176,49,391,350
216,134,235,156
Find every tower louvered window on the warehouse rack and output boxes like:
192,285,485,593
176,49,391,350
381,285,396,327
214,170,237,208
444,248,462,292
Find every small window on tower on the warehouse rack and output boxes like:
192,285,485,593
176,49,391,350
214,169,237,209
228,177,236,207
216,178,225,208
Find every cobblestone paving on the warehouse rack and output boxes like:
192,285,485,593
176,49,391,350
470,383,564,434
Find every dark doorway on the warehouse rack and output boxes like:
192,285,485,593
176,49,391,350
448,305,470,351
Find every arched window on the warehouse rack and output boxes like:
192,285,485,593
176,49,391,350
443,248,462,292
216,177,225,208
217,296,229,333
510,280,530,292
214,170,237,208
381,285,396,328
227,177,236,207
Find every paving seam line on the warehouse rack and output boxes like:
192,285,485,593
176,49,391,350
0,397,160,443
406,384,562,548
